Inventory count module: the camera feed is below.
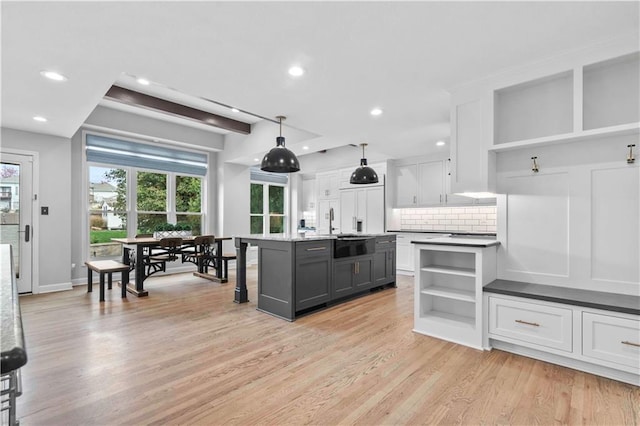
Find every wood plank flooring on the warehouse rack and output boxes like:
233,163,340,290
16,269,640,425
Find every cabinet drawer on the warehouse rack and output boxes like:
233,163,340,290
295,240,332,258
582,312,640,370
489,297,573,352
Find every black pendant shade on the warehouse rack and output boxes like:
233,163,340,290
260,116,300,173
350,143,378,184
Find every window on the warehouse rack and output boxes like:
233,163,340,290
88,166,127,258
250,182,287,234
86,133,207,259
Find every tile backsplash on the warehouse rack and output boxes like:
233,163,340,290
398,206,497,233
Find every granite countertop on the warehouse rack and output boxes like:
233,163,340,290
1,244,28,374
412,236,500,247
235,232,397,242
485,279,640,316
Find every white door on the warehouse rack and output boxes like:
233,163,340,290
0,153,34,293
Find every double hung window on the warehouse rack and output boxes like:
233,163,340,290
86,133,207,259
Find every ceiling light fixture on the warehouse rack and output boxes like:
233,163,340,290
302,146,309,150
350,143,378,184
370,108,383,116
33,116,47,122
136,77,150,86
260,116,300,173
231,108,240,113
288,66,305,77
436,140,446,146
40,70,67,81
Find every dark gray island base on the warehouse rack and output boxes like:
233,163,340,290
235,234,396,321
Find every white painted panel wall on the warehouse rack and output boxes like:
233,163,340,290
591,167,640,284
502,172,570,279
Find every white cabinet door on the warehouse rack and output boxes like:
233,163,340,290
339,187,384,234
450,98,491,194
364,186,384,234
301,178,316,211
317,172,339,200
444,159,475,205
317,199,339,234
339,190,357,233
417,160,444,206
395,164,418,207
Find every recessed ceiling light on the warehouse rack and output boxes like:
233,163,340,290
253,158,260,162
40,70,67,81
370,108,383,116
231,108,240,113
302,146,309,150
288,66,305,77
137,78,151,86
33,116,47,122
436,140,446,146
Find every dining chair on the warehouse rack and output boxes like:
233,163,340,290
182,235,215,272
145,237,184,277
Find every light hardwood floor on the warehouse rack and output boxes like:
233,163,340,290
17,268,640,425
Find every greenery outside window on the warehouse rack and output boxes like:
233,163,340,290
88,166,128,258
250,182,286,234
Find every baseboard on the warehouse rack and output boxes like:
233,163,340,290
490,339,640,386
37,282,73,293
396,269,415,276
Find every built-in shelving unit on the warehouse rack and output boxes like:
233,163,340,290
414,243,497,349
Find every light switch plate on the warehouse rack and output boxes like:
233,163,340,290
41,206,49,215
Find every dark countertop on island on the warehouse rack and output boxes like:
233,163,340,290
485,279,640,316
412,236,500,247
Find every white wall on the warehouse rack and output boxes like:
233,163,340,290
1,127,72,292
218,161,249,254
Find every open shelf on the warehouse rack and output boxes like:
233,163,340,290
420,310,475,329
420,265,475,277
421,286,475,303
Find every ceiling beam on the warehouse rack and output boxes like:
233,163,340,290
104,85,251,135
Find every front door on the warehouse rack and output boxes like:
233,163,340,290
0,152,34,293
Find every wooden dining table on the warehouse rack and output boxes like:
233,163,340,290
112,236,232,297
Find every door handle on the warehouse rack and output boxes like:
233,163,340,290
25,224,30,242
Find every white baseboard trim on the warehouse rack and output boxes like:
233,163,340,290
490,339,640,386
37,282,73,293
396,269,415,276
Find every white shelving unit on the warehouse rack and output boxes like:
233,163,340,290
414,241,498,349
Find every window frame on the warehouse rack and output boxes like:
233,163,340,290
249,180,288,235
83,131,208,261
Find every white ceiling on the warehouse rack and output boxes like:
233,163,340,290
2,1,638,164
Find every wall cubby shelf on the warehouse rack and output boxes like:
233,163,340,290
414,241,498,349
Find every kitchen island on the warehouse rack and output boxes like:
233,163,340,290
234,233,396,320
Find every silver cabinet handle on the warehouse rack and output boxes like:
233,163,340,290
621,340,640,347
353,216,356,230
306,247,327,251
413,195,417,204
515,319,540,327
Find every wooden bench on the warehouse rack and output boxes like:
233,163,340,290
85,260,130,302
193,253,236,283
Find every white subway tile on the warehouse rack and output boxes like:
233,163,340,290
465,219,479,225
459,214,473,220
458,225,473,231
486,225,497,232
464,207,480,214
472,213,486,220
487,213,497,220
473,225,487,232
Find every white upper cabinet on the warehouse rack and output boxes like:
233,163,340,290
395,163,418,207
392,156,481,207
301,178,316,211
316,171,339,200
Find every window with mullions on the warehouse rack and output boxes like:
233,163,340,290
250,182,286,234
86,133,207,259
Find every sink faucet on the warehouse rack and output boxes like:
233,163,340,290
329,207,335,235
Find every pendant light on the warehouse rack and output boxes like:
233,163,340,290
260,116,300,173
350,143,378,184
